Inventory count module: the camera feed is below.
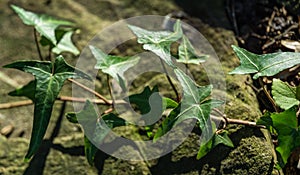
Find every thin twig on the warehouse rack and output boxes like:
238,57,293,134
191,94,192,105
107,74,115,109
33,28,43,61
211,108,266,129
159,59,180,102
0,96,126,110
259,78,279,112
68,78,112,105
0,100,33,109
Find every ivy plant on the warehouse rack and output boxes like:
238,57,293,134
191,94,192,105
230,46,300,169
6,4,300,171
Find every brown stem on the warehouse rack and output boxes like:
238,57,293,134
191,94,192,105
33,28,44,61
0,96,127,110
259,78,279,112
211,115,266,129
211,108,266,129
107,74,115,109
160,59,180,102
68,78,112,105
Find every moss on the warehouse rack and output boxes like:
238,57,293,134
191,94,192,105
220,136,273,175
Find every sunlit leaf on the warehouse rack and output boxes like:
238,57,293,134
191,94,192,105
4,56,91,160
128,20,182,67
230,45,300,79
89,45,140,87
52,31,80,55
177,35,208,65
11,5,74,45
272,79,299,110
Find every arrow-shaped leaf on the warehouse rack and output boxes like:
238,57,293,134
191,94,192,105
177,35,208,65
4,56,91,160
89,45,140,87
66,100,126,164
52,30,80,55
128,20,183,67
154,69,224,146
272,79,299,110
11,5,74,45
8,80,36,101
230,45,300,79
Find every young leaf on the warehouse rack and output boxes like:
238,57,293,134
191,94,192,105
272,79,299,110
270,109,300,168
162,97,178,109
89,45,140,86
177,35,208,65
4,56,91,160
11,5,74,45
52,31,80,55
230,45,300,79
8,80,36,101
128,20,183,67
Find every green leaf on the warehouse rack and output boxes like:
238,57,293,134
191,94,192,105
154,68,224,142
230,45,300,79
177,35,208,65
174,68,223,125
128,20,183,67
8,80,36,101
65,113,79,123
162,97,178,109
127,86,164,124
270,109,300,168
4,56,91,160
67,100,126,164
89,45,140,86
197,131,234,159
52,31,80,55
11,5,75,45
84,135,98,166
153,103,181,142
128,86,161,114
272,79,299,110
257,111,274,132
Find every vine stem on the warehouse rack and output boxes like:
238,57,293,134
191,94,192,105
0,97,127,109
107,74,115,109
67,78,112,105
159,59,180,102
259,78,279,112
33,28,44,61
211,108,266,129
